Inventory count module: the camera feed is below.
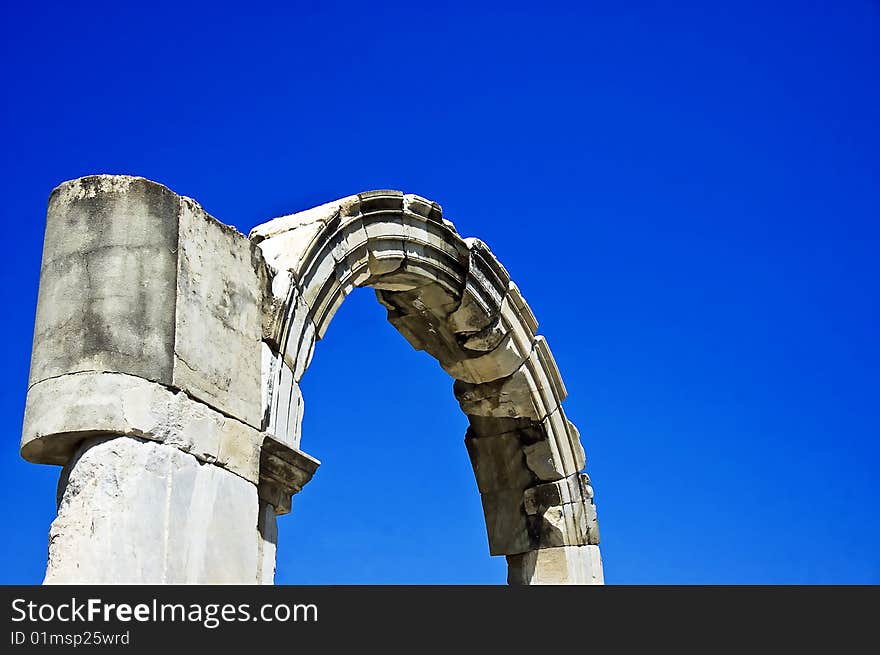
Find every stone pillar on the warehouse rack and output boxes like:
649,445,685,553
22,176,318,584
46,436,267,584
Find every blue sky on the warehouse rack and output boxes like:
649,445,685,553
1,1,877,584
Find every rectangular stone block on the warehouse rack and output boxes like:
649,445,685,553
507,545,604,585
522,407,585,481
523,473,592,514
465,430,533,494
173,197,264,428
479,488,532,556
527,500,599,548
29,176,179,388
523,474,599,547
25,176,266,467
22,370,264,483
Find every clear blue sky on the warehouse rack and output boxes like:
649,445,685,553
1,1,877,584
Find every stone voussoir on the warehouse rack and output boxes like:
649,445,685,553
453,336,566,423
523,472,599,548
464,428,536,494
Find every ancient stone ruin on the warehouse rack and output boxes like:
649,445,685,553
22,175,603,584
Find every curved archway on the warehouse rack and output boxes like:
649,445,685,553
21,176,601,585
251,190,602,584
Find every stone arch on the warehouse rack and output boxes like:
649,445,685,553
21,176,602,585
251,190,602,583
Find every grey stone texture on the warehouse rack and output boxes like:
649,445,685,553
45,436,269,584
23,175,603,585
26,175,264,465
172,196,266,428
507,545,604,585
23,371,263,483
30,176,179,390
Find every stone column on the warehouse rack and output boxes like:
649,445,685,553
45,436,273,584
22,176,318,584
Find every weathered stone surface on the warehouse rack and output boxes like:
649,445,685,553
507,545,604,585
455,369,537,420
251,195,359,286
521,408,586,482
527,499,599,548
461,316,507,352
22,371,263,483
479,488,532,556
45,436,264,584
261,343,307,448
464,408,585,488
454,336,566,422
257,435,320,515
25,175,265,467
465,430,534,494
281,288,317,382
267,356,292,441
444,282,539,386
443,334,532,385
447,239,510,334
523,473,592,514
257,501,278,584
23,368,319,518
521,474,599,548
29,176,179,389
172,196,264,429
24,178,602,586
